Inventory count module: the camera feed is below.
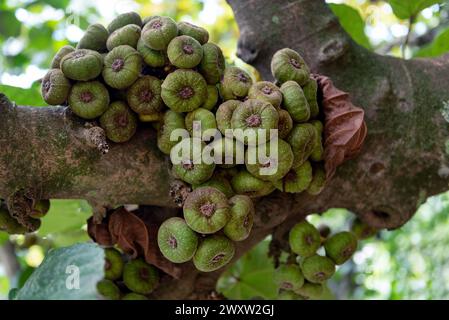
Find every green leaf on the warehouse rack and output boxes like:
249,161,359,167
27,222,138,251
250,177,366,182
14,243,104,300
329,3,371,49
0,11,21,38
414,26,449,57
217,240,278,299
388,0,444,19
0,84,46,106
38,200,92,237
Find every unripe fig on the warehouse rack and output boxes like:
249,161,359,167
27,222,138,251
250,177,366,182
271,48,310,86
302,78,320,119
77,24,109,52
104,248,124,281
107,11,142,34
274,264,304,292
193,174,235,198
161,69,207,112
99,101,137,143
123,259,159,294
167,35,203,69
0,207,27,234
127,75,163,117
103,45,142,89
183,187,230,234
137,38,167,68
231,99,279,145
60,49,103,81
278,109,293,139
122,293,148,300
216,100,242,135
30,199,50,219
219,66,253,100
141,16,178,50
301,255,335,284
310,120,324,162
172,138,216,185
41,69,71,106
288,220,321,258
223,195,254,241
351,218,378,240
294,282,324,300
280,81,310,123
97,279,121,300
248,81,283,108
143,15,161,26
185,108,217,136
231,170,276,198
68,81,110,119
106,24,141,51
157,110,186,155
287,124,317,168
51,45,75,69
274,160,313,193
307,163,326,196
199,43,225,85
157,217,199,263
324,231,358,265
245,139,294,182
177,21,209,45
202,85,219,111
193,235,235,272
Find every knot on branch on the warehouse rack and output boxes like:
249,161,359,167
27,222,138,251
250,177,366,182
236,27,262,64
169,180,191,207
360,206,410,230
84,124,109,155
6,189,40,232
318,37,350,64
0,94,14,111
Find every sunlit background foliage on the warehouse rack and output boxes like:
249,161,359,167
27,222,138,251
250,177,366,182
0,0,448,300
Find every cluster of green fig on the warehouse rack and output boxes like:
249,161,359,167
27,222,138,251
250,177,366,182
40,11,327,274
275,218,376,300
97,247,158,300
0,198,50,234
157,188,254,272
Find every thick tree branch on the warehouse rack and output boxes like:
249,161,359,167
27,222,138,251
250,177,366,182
1,0,449,299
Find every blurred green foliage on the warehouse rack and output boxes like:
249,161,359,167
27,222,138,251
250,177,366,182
0,0,449,300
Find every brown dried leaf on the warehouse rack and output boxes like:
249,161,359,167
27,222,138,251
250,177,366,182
87,207,182,279
313,74,367,179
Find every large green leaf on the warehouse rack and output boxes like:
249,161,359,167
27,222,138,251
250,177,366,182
414,26,449,57
14,243,104,300
0,11,21,38
388,0,444,19
217,240,278,299
0,83,46,106
329,3,371,49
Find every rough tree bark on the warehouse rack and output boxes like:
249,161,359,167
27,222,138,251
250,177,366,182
1,0,449,299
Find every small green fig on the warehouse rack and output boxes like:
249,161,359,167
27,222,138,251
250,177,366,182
107,11,142,34
167,35,203,69
219,66,253,100
103,45,142,90
41,69,71,106
99,101,137,143
271,48,310,86
60,49,103,81
183,187,230,234
68,80,110,119
106,24,141,51
141,16,178,50
77,24,109,52
198,43,225,85
177,21,209,45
